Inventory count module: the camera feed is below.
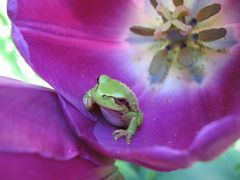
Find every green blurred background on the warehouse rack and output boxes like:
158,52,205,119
1,0,240,179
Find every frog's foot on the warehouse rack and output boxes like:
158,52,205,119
112,129,133,144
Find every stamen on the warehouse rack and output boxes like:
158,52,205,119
173,0,184,7
149,50,167,75
178,48,193,67
154,22,172,40
149,50,173,84
150,0,158,9
171,20,192,33
154,28,168,40
130,26,155,36
131,0,233,85
156,4,171,20
196,4,221,22
172,5,191,19
149,48,179,84
188,61,204,83
157,22,171,32
198,28,227,42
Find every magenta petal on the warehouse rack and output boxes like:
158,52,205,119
0,153,122,180
8,0,142,41
8,0,240,171
190,115,240,161
10,24,136,116
0,77,122,179
216,0,240,25
0,77,79,159
61,92,240,171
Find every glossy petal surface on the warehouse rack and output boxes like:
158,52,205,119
0,77,79,159
0,77,122,179
8,0,143,41
8,0,240,171
0,153,122,180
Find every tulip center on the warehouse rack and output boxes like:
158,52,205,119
130,0,228,84
153,4,192,40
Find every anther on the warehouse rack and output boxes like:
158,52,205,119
171,20,192,34
150,0,158,9
154,28,168,40
173,0,184,7
198,28,227,42
156,4,171,20
130,26,155,36
172,5,191,19
196,4,221,22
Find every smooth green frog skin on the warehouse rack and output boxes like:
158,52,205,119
83,75,143,144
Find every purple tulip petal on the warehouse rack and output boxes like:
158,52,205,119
8,0,144,41
58,48,240,170
0,77,79,159
0,153,122,180
8,0,240,171
10,23,139,116
189,115,240,161
60,95,240,171
0,77,122,179
216,0,240,25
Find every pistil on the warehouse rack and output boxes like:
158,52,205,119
154,3,192,39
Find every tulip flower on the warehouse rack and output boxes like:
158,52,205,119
0,77,122,179
8,0,240,171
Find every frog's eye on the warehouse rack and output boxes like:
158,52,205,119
115,99,126,105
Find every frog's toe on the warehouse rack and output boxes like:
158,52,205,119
112,129,133,144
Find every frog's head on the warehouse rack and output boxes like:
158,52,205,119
94,75,135,110
96,75,130,99
97,75,111,85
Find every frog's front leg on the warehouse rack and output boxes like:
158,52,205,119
113,111,143,144
83,86,97,110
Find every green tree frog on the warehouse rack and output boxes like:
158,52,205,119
83,75,143,144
